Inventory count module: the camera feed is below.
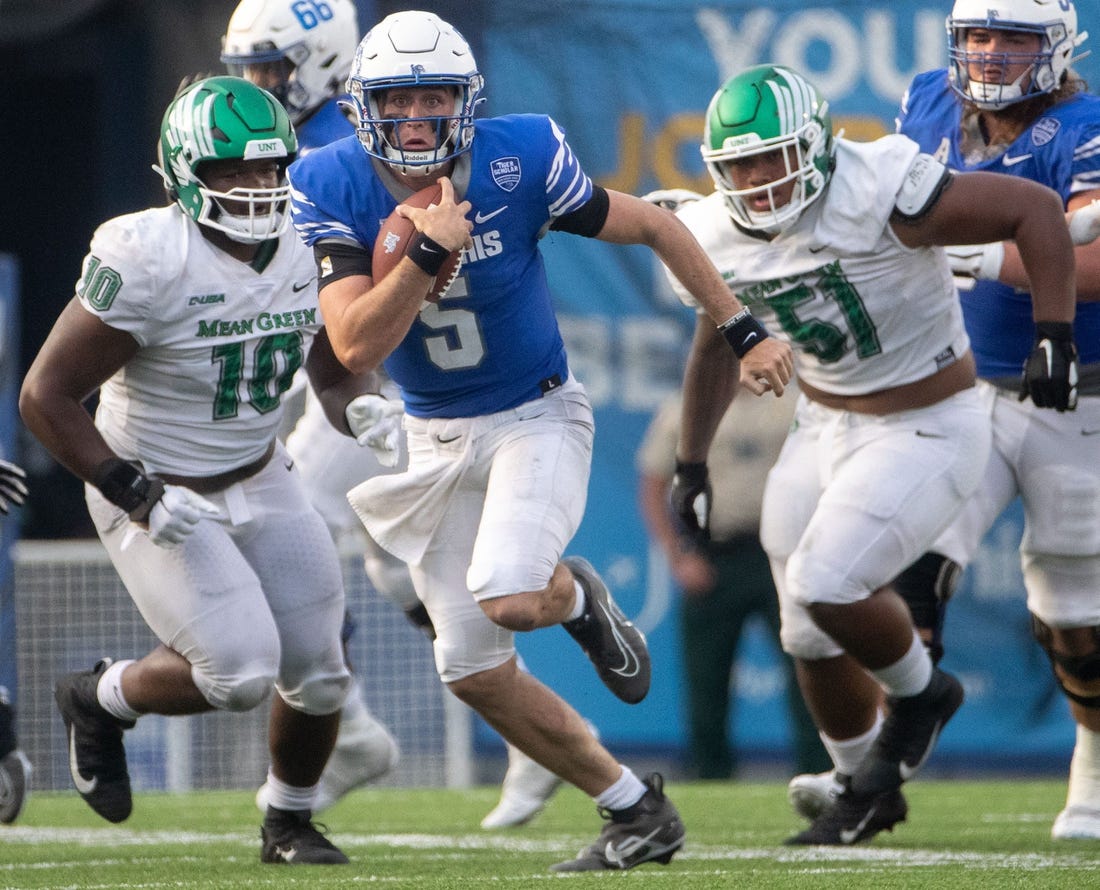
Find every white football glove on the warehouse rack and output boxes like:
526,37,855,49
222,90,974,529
641,188,705,212
146,485,221,547
944,242,1005,291
1068,199,1100,246
346,394,404,468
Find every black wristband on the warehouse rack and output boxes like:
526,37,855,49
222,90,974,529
673,460,708,485
719,308,770,358
1034,321,1074,342
93,457,166,523
406,233,448,277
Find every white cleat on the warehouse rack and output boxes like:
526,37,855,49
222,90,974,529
787,770,845,822
255,705,399,814
480,741,563,829
1052,805,1100,840
480,719,599,829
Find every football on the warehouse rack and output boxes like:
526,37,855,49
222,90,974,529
372,182,463,303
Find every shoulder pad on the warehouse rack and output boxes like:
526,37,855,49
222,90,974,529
894,153,950,221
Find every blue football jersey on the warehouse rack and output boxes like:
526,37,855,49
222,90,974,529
897,69,1100,378
288,114,592,417
296,98,355,155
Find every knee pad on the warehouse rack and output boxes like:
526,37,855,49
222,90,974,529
280,669,352,716
433,611,515,684
1031,615,1100,708
197,667,275,713
778,602,845,661
894,552,961,665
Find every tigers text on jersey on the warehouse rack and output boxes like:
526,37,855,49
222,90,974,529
898,69,1100,378
288,114,592,418
668,135,970,396
76,206,320,476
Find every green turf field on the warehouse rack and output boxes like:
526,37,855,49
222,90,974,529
2,779,1098,888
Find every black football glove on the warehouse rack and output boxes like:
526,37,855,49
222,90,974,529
670,461,711,544
1020,321,1078,412
0,459,27,515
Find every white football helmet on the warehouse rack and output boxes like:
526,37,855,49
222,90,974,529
346,10,484,177
947,0,1087,109
220,0,359,125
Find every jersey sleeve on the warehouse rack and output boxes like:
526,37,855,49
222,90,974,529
288,145,368,249
1070,118,1100,198
76,216,158,346
543,116,594,219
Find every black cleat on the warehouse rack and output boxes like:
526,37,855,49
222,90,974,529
561,556,651,704
54,659,134,823
0,749,31,824
851,668,964,796
261,807,350,864
550,773,685,871
785,784,908,845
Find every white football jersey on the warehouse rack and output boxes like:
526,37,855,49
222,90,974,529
76,206,320,476
670,135,970,395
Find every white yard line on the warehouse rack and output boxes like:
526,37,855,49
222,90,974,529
3,826,1099,873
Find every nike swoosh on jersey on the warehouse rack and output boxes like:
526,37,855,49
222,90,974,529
69,732,98,795
474,206,508,224
839,803,879,844
1002,153,1032,167
292,278,317,292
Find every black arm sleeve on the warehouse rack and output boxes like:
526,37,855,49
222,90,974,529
313,239,373,285
550,185,611,237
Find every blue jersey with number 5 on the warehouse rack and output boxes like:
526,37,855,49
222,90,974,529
288,114,593,417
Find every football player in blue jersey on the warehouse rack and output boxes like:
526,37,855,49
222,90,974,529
789,0,1100,842
222,0,594,828
288,9,792,872
893,0,1100,842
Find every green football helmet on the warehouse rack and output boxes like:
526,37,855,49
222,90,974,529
702,65,834,234
155,75,297,242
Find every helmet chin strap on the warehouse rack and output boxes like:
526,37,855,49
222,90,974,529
967,64,1036,109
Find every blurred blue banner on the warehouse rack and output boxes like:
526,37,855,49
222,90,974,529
467,1,1084,770
0,255,22,700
